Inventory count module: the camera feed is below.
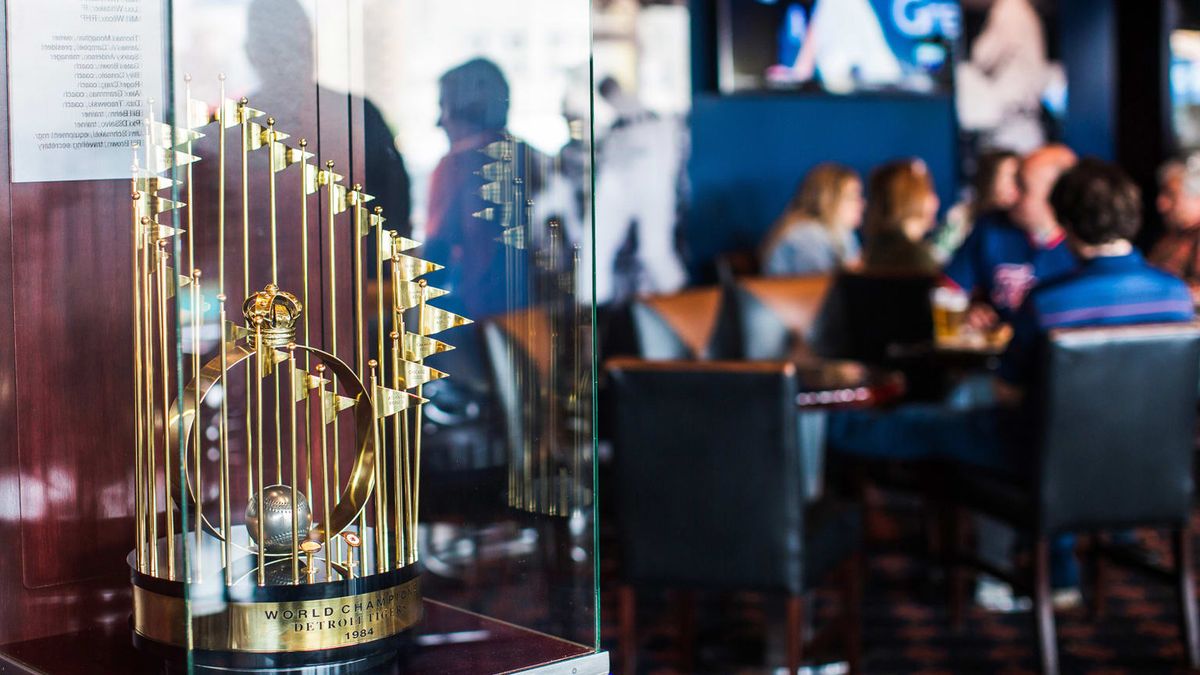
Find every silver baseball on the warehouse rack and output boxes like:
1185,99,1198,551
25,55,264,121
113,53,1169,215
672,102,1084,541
246,484,313,554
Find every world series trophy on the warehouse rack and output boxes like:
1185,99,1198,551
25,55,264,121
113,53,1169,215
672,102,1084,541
127,76,470,669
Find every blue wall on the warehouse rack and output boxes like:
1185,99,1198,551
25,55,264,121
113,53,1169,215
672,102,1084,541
687,93,958,276
1060,0,1115,160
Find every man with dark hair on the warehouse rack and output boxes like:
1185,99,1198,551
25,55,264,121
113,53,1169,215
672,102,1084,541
830,159,1193,600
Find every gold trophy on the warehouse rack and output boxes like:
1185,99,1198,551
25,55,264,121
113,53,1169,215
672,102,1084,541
127,77,470,666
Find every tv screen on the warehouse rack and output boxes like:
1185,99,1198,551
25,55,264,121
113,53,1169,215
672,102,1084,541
717,0,960,95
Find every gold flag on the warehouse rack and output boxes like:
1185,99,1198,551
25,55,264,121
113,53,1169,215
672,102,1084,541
323,390,358,424
271,143,314,172
148,121,203,150
257,345,291,378
472,207,495,221
480,182,504,204
144,222,183,242
482,139,514,160
396,360,448,389
317,167,344,186
223,320,251,343
393,254,444,281
381,230,420,259
373,385,424,418
186,97,211,129
403,332,455,360
243,121,290,152
348,190,375,207
292,368,329,403
135,173,175,193
134,193,184,217
369,211,387,230
419,305,472,336
478,162,507,181
149,147,200,173
394,279,449,310
330,183,350,215
303,164,321,195
500,226,526,250
163,268,192,299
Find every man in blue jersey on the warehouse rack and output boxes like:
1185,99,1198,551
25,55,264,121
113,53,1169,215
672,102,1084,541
830,158,1194,596
944,144,1079,326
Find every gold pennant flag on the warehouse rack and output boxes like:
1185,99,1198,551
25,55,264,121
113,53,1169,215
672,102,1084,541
244,121,290,152
480,182,504,204
317,167,344,186
482,139,514,160
223,320,251,343
500,226,526,250
348,190,375,207
257,346,291,378
373,385,424,418
322,390,358,424
396,360,448,390
477,162,507,181
149,147,200,173
186,97,212,129
135,173,175,193
148,121,203,150
212,98,258,128
394,279,449,310
369,211,387,230
292,368,329,403
381,230,420,259
163,267,192,299
331,183,350,215
135,193,184,217
403,332,455,360
472,207,495,222
144,222,183,242
271,143,314,172
419,305,473,336
303,163,321,195
393,254,444,281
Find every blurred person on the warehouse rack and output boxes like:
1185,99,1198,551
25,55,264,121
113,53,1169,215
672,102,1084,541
761,163,864,276
934,149,1021,262
943,144,1078,327
831,158,1194,600
861,159,940,275
769,0,903,93
583,77,688,305
956,0,1057,152
1149,155,1200,297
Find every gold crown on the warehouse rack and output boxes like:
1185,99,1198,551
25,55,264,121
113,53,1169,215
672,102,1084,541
241,283,302,348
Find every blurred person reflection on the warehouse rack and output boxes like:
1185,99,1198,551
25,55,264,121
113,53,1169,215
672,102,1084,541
934,149,1021,262
1149,155,1200,299
943,144,1078,328
832,158,1195,603
862,159,941,275
583,76,688,305
761,163,864,276
244,0,412,237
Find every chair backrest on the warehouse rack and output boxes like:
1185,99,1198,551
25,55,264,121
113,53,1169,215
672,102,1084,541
728,275,834,360
606,358,807,593
483,308,553,468
814,272,935,363
630,286,733,360
1037,323,1200,533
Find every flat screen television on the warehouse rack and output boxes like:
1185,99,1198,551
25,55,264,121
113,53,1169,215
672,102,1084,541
717,0,960,95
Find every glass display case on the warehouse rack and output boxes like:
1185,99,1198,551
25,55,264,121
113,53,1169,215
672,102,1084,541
0,0,601,673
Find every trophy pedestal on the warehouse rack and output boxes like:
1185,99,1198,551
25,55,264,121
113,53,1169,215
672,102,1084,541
129,527,422,672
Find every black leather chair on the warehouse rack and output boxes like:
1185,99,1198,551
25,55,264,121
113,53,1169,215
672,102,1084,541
606,358,863,674
815,271,936,364
630,286,734,360
944,323,1200,674
726,275,834,360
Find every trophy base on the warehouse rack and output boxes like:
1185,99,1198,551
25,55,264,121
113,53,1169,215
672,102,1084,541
129,528,421,668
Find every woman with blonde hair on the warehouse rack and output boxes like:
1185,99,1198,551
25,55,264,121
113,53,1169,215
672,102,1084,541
762,163,864,276
862,159,941,275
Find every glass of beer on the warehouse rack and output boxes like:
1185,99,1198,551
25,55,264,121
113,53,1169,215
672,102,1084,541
931,287,969,342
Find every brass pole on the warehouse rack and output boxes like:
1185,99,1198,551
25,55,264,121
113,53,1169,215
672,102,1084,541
268,120,283,486
184,76,195,278
142,217,158,577
132,190,145,573
369,363,386,573
240,98,254,504
192,269,203,580
352,191,366,558
156,242,175,580
315,363,333,581
218,295,232,583
325,161,342,564
412,281,428,562
299,139,314,510
394,267,413,564
396,329,410,564
255,325,266,586
288,344,300,585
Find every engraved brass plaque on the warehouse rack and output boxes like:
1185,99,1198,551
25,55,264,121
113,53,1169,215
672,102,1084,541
133,577,421,652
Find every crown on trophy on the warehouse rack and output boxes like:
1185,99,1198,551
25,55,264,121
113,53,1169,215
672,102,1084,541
242,283,302,348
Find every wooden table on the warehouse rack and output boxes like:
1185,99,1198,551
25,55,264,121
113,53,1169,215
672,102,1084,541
0,600,603,674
